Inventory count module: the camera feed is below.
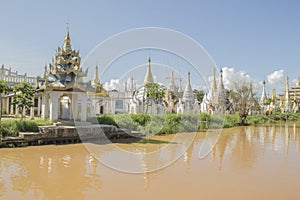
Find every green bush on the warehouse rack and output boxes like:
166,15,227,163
114,114,138,130
96,114,117,126
130,113,151,126
224,114,239,128
0,119,44,138
180,114,199,132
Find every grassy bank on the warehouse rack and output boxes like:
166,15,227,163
0,119,52,138
88,112,300,135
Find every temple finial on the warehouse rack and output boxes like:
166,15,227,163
63,23,71,51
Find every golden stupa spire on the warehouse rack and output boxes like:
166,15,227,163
285,75,290,103
212,67,217,92
272,89,276,103
63,23,72,52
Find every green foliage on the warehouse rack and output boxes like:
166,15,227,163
90,112,300,137
33,119,52,126
224,114,239,128
143,114,166,135
114,114,138,131
159,113,181,134
193,89,205,102
137,138,169,144
0,119,49,138
146,83,165,104
247,114,271,125
145,83,165,113
96,114,117,126
130,113,151,126
0,80,9,121
12,82,35,118
209,114,226,129
263,98,272,106
179,114,199,132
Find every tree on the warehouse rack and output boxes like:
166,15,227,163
193,89,205,102
12,82,35,119
145,83,165,114
0,80,9,121
263,98,272,106
230,81,256,125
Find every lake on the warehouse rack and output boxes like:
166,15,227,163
1,123,300,199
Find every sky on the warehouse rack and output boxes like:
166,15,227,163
1,0,300,94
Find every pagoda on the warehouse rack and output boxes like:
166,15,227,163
35,26,107,122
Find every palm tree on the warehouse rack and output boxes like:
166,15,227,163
0,80,8,121
12,82,35,119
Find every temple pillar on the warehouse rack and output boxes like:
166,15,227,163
37,96,41,116
15,103,18,117
30,96,34,119
49,92,59,122
42,93,50,119
10,97,14,115
80,94,87,122
69,95,73,120
6,97,9,114
73,94,78,120
73,94,77,120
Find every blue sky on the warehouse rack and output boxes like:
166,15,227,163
0,0,300,93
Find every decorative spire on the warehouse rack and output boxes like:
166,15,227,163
261,80,267,103
285,76,289,102
92,65,100,88
272,89,276,103
212,67,217,92
182,71,194,103
217,68,226,102
218,69,225,91
63,23,72,52
178,77,183,94
143,57,154,86
248,82,253,99
168,71,176,91
43,64,47,78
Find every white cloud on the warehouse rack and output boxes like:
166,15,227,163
221,67,252,89
291,78,297,86
267,70,284,85
103,79,122,91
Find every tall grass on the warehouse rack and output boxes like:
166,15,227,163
0,119,51,138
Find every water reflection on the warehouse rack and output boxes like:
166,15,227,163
1,123,300,199
0,145,102,199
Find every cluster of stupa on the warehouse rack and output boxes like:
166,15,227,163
200,68,229,114
260,76,300,114
128,57,200,114
1,27,299,122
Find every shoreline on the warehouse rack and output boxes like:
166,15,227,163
1,112,300,148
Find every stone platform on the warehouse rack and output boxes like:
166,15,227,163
1,124,141,147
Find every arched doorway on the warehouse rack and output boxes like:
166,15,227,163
59,95,72,120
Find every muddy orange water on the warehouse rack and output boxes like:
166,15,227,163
1,123,300,200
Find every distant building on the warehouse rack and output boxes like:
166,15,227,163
0,64,36,85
